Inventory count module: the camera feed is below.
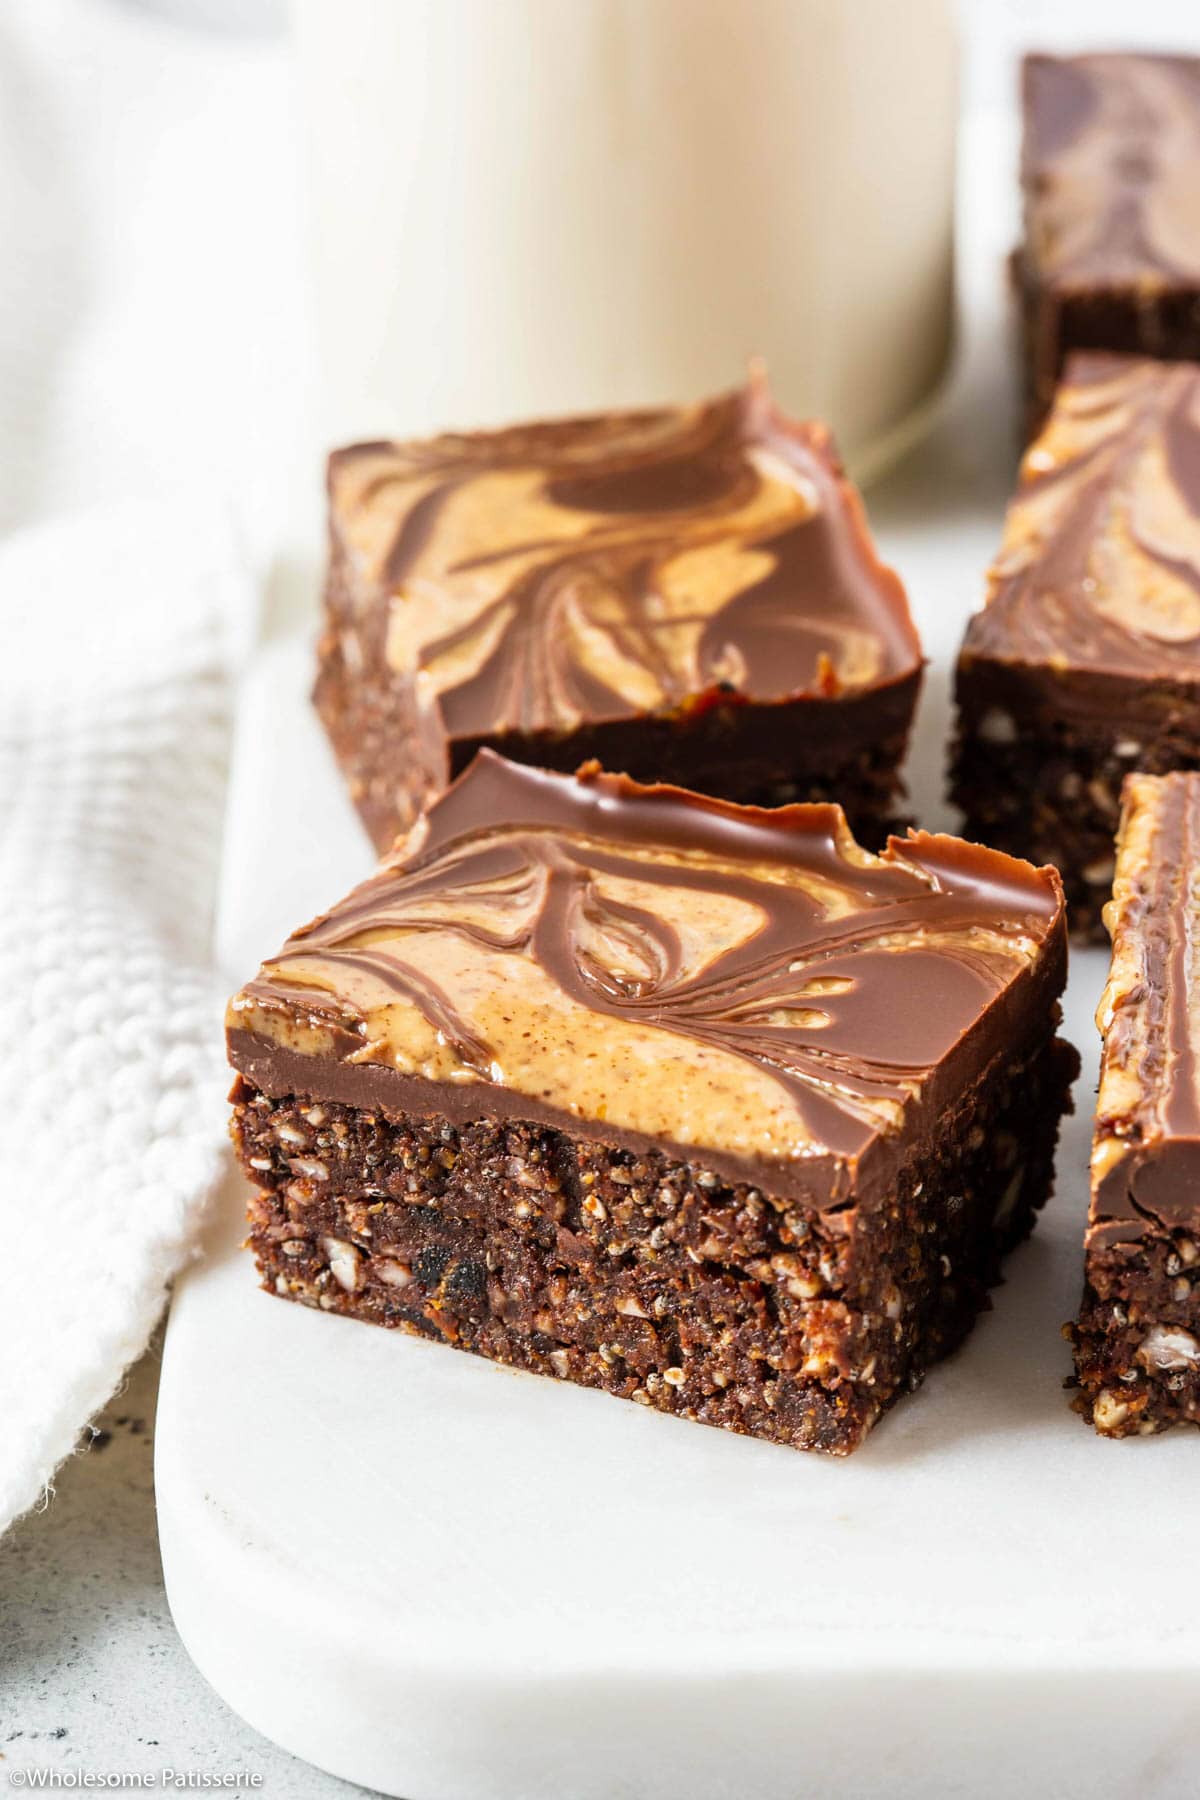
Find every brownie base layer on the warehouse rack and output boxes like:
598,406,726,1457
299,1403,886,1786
1070,1237,1200,1437
231,1032,1076,1457
1018,269,1200,441
951,689,1200,941
314,606,917,855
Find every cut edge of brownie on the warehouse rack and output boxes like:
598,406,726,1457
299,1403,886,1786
950,663,1200,942
1016,270,1200,445
1069,1239,1200,1438
314,600,920,856
232,1025,1078,1458
1067,770,1200,1436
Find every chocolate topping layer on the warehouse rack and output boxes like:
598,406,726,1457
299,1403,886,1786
227,754,1067,1204
1024,53,1200,291
961,354,1200,689
1090,772,1200,1246
326,378,921,741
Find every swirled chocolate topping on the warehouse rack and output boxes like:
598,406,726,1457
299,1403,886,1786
228,753,1067,1203
1024,53,1200,290
963,354,1200,682
326,378,920,740
1090,772,1200,1247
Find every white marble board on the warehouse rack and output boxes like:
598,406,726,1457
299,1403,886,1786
155,115,1200,1800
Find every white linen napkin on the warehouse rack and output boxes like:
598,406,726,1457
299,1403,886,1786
0,498,249,1530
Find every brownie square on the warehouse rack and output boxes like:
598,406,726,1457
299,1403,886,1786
314,379,922,853
1071,773,1200,1436
228,752,1076,1456
950,352,1200,939
1019,53,1200,438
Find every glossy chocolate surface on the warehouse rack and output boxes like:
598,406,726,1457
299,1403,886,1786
961,354,1200,688
1091,772,1200,1246
1024,53,1200,291
326,379,921,741
228,755,1067,1203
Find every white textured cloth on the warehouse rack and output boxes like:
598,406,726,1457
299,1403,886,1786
0,0,310,1532
0,500,250,1530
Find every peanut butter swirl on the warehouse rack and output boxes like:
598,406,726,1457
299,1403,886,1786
1090,772,1200,1247
228,755,1066,1200
964,354,1200,680
327,379,920,739
1024,53,1200,289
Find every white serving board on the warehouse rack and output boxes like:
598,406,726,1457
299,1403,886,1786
157,115,1200,1799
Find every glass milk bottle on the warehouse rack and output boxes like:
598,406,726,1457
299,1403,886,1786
293,0,956,474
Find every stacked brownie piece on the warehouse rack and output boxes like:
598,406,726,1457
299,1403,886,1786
228,754,1076,1456
1019,53,1200,439
951,352,1200,939
960,54,1200,939
1071,773,1200,1436
315,378,923,853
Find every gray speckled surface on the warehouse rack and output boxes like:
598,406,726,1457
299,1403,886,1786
0,1334,371,1795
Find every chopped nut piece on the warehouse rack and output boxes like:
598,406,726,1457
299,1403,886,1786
322,1236,361,1292
1137,1327,1200,1373
375,1259,413,1289
978,708,1017,745
1092,1389,1130,1433
288,1156,329,1182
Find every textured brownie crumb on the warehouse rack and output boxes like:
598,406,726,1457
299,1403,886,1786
315,603,913,855
1069,1234,1200,1437
1018,274,1200,443
233,1032,1076,1456
950,710,1200,941
1068,774,1200,1435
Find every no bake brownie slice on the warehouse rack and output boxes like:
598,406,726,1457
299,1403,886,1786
1019,54,1200,438
1071,773,1200,1437
951,353,1200,939
227,753,1075,1456
315,376,922,853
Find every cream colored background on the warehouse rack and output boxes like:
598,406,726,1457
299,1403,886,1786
293,0,956,474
